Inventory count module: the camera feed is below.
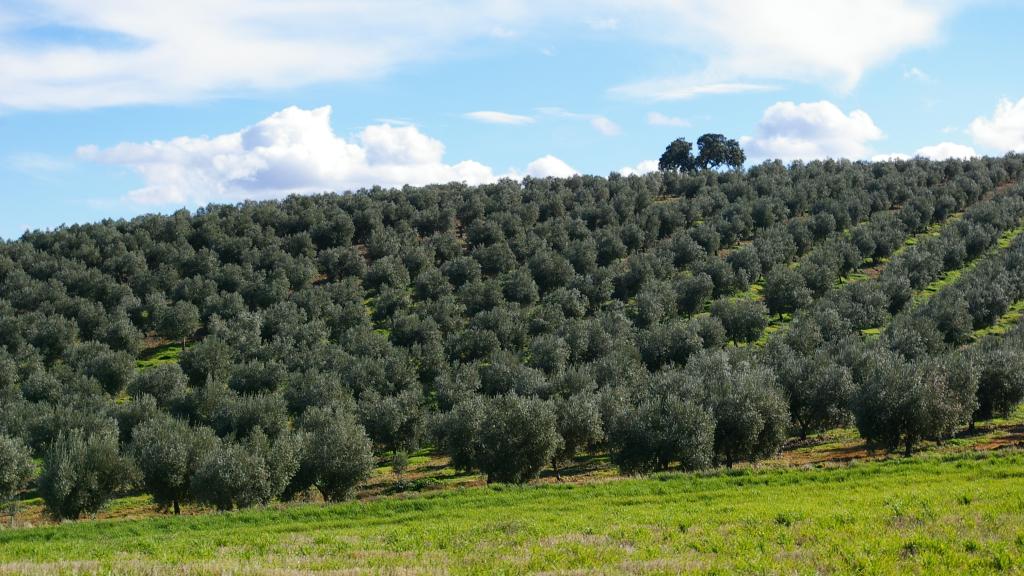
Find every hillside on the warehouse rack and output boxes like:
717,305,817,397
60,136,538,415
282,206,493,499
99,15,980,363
1,156,1024,530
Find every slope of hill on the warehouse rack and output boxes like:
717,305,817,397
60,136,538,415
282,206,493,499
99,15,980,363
1,156,1024,526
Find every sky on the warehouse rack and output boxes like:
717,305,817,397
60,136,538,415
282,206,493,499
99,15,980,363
2,0,1024,239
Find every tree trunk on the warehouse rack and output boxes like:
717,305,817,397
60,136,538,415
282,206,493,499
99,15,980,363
552,459,562,482
904,437,914,457
173,499,181,515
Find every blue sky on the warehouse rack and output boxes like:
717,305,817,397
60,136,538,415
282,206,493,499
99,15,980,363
2,1,1024,239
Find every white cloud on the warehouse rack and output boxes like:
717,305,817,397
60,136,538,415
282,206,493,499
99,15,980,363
647,112,690,128
969,97,1024,152
914,142,977,160
464,111,535,125
0,0,540,110
78,105,570,205
590,116,621,136
618,160,658,176
607,0,959,94
903,67,931,82
872,142,977,162
742,101,884,162
871,153,912,162
525,155,577,178
0,1,963,110
538,107,620,136
610,80,775,102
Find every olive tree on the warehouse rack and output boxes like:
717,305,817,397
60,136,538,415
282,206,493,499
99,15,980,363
767,343,854,439
191,429,301,510
687,351,788,467
475,394,560,484
975,345,1024,421
710,298,768,345
38,427,130,519
551,392,603,478
357,388,425,453
67,342,136,396
0,434,34,525
129,363,189,409
292,405,375,502
434,396,486,472
157,300,202,348
763,266,812,320
131,415,218,514
852,349,969,456
607,391,714,474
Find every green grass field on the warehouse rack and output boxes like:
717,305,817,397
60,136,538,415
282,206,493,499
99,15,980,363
134,342,183,371
3,448,1024,575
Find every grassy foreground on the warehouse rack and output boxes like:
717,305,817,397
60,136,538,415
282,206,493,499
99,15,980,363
2,451,1024,575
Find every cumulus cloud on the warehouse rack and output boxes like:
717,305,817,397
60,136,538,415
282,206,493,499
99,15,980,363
742,101,884,162
969,97,1024,152
617,160,659,176
78,105,568,205
646,112,691,128
464,111,535,125
871,153,912,162
914,142,977,160
525,155,577,178
873,142,977,161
